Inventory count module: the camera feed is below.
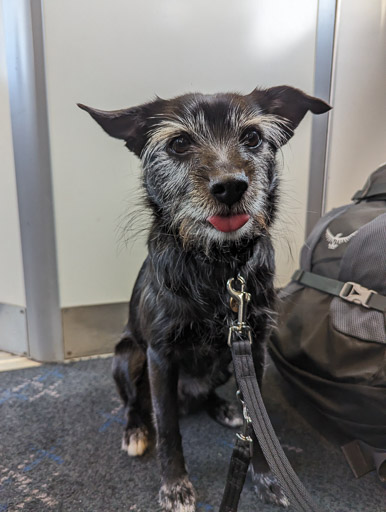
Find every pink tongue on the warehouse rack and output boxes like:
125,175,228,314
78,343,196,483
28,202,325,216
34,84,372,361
207,214,250,233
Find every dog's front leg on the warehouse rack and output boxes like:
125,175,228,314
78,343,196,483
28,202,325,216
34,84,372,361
147,347,196,512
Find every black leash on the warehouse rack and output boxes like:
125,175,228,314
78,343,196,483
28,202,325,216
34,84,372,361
219,275,324,512
219,421,253,512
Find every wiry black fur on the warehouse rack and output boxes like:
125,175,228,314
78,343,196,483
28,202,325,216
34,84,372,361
79,86,330,511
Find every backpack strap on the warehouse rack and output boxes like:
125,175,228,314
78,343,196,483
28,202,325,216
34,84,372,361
292,270,386,313
352,163,386,201
342,440,386,482
352,181,386,201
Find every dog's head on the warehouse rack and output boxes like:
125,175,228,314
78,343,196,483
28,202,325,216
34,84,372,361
79,86,330,252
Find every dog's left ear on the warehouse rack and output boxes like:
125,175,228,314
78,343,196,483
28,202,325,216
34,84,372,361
77,102,157,157
248,85,331,143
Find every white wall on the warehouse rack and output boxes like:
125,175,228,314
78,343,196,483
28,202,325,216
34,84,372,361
42,0,319,307
325,0,386,211
0,1,26,307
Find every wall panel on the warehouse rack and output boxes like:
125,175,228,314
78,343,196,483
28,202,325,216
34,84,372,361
42,0,319,304
325,0,386,210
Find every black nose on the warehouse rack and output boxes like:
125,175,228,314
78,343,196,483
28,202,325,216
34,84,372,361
210,178,248,206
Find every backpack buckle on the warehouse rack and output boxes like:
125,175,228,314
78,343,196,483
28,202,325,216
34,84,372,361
339,281,376,308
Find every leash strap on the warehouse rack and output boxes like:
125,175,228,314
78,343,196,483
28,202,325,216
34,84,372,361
231,334,323,511
220,276,324,512
219,422,253,512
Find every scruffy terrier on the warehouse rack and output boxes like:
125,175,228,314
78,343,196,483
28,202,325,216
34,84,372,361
79,86,330,511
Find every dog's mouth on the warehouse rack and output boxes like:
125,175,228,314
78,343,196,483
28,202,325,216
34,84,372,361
207,214,251,233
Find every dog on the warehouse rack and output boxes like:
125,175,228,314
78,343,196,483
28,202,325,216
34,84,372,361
78,86,330,511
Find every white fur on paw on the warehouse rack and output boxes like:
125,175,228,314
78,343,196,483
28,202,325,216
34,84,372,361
222,412,243,428
159,476,196,512
212,402,243,428
122,428,148,457
253,473,290,508
121,437,128,451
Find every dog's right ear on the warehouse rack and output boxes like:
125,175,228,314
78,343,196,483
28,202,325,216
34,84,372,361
77,103,151,157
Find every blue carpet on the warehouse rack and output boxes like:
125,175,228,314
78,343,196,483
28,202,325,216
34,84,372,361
0,356,384,511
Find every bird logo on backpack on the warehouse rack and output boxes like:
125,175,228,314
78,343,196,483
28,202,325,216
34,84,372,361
325,228,358,249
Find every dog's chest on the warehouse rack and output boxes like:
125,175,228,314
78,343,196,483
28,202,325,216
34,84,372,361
176,340,233,397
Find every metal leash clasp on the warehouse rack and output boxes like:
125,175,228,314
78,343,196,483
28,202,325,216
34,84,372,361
227,274,252,347
236,390,253,443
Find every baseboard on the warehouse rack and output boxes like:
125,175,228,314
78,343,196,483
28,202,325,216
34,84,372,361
0,303,28,355
0,302,129,361
62,302,129,359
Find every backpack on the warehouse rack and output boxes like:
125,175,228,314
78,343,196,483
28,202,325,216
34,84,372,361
269,163,386,482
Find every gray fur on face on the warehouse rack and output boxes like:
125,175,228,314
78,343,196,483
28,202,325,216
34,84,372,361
140,99,287,252
79,86,330,254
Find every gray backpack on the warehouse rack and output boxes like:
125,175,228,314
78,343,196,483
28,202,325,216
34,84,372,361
269,164,386,482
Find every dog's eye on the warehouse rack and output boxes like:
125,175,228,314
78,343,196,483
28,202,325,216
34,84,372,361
170,134,192,154
241,128,262,149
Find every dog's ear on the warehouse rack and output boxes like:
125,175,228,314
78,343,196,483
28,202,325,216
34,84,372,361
77,103,152,157
247,85,331,144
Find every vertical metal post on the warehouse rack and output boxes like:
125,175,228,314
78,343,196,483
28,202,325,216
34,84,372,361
306,0,338,236
2,0,63,361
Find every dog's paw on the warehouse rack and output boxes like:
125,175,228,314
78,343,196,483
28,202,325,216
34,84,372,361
253,472,290,508
210,401,243,428
121,426,149,457
159,476,196,512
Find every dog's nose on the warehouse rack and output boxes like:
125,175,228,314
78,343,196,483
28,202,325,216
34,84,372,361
210,178,248,206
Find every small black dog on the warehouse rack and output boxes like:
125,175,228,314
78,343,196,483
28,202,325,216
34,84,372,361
79,86,330,511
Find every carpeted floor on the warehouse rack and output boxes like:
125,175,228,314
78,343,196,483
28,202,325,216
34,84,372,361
0,355,385,512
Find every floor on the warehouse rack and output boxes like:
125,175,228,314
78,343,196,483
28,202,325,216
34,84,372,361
0,351,114,373
0,351,41,372
1,355,385,512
